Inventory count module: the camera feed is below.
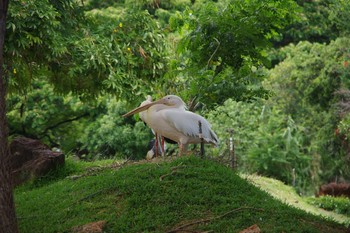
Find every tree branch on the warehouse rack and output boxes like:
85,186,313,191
166,207,264,233
207,38,220,69
39,112,89,137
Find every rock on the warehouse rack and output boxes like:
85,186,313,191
72,220,106,233
9,136,64,186
239,224,261,233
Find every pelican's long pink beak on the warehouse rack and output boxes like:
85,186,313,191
122,99,165,117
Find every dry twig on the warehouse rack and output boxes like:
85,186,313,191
166,207,264,233
159,164,186,181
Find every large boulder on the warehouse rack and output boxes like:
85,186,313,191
10,136,64,186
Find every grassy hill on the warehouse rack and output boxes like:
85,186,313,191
15,156,349,233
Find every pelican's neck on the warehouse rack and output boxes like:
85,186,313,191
149,104,171,112
154,102,186,112
175,103,186,110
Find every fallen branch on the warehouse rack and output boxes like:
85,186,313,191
159,164,186,181
166,207,264,233
159,170,177,181
77,189,106,202
67,156,132,181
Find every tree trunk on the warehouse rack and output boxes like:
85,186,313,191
0,0,19,232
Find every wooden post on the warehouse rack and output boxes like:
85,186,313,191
292,168,296,187
228,129,235,169
198,121,204,158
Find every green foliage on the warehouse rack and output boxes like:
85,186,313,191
247,109,312,191
52,8,167,100
274,0,350,47
207,38,350,192
208,99,314,193
78,99,152,159
180,0,298,69
5,0,169,161
168,0,299,109
15,157,347,233
6,0,168,101
7,78,91,147
85,0,125,10
207,98,263,169
329,0,350,37
6,0,85,91
124,0,191,12
266,38,350,182
7,79,152,159
307,196,350,216
7,76,152,159
338,113,350,143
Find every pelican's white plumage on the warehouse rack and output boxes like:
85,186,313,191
139,95,152,123
123,95,218,155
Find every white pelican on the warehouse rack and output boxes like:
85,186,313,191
139,95,173,158
123,95,219,156
139,95,152,123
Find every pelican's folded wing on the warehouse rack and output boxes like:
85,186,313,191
161,109,218,145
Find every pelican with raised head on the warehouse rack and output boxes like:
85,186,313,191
123,95,219,156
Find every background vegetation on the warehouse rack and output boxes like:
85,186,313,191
6,0,350,196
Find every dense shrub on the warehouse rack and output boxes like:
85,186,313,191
78,99,152,159
208,99,315,193
307,196,350,216
7,79,152,160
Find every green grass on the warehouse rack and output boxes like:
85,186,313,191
15,156,349,232
15,157,122,191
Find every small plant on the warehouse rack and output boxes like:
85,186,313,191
307,196,350,216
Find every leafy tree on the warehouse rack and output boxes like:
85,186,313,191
124,0,192,13
275,0,337,46
269,0,350,66
247,109,313,192
335,88,350,172
78,99,152,159
85,0,125,10
6,1,168,102
207,98,263,170
6,0,85,93
329,0,350,37
274,0,350,48
7,79,155,159
265,38,350,183
67,8,167,100
7,78,92,147
207,98,315,193
168,0,299,109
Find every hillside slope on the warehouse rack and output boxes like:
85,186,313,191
15,156,348,233
243,174,350,225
